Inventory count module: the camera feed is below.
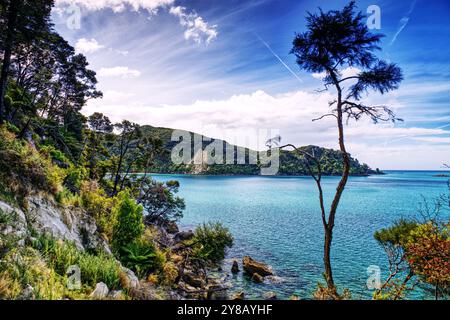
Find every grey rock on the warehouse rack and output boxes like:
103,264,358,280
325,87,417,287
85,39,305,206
0,201,27,242
109,290,124,300
90,282,109,299
18,284,35,300
174,230,194,242
120,266,140,290
182,269,205,288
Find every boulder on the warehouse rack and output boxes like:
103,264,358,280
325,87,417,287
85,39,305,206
231,260,239,274
263,291,277,300
251,273,264,283
18,284,35,300
182,269,205,288
165,221,179,234
206,283,229,300
243,256,273,277
109,290,124,300
90,282,109,299
120,266,140,290
129,282,158,300
232,291,245,300
174,230,194,242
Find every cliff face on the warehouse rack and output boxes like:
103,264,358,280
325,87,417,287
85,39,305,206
0,194,110,254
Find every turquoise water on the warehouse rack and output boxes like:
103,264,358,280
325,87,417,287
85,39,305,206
153,171,449,300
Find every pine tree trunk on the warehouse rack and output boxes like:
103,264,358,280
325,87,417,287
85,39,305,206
0,1,19,124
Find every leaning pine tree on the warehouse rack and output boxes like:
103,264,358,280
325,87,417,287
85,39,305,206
288,1,403,297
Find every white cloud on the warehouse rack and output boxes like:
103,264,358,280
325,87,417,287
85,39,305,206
84,88,450,170
97,66,141,78
55,0,174,13
55,0,218,44
390,0,418,46
75,38,105,54
169,6,218,44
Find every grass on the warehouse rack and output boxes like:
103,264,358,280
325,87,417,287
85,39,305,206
33,235,121,290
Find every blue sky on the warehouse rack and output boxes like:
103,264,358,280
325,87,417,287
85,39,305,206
52,0,450,170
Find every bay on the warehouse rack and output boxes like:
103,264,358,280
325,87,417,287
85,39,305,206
153,171,449,300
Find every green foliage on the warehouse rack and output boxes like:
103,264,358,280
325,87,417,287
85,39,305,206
0,126,64,199
139,126,378,176
118,238,165,278
0,247,67,300
190,222,234,265
111,191,144,253
63,165,87,193
32,235,121,290
80,181,116,240
40,145,69,164
138,178,185,224
374,219,419,247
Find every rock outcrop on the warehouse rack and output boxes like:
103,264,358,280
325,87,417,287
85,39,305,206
242,256,273,277
0,195,111,254
231,260,239,274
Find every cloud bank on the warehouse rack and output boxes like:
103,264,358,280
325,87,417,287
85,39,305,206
84,89,450,170
55,0,218,44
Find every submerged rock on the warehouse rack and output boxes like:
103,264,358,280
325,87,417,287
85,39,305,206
243,256,273,277
231,260,239,274
251,273,264,283
232,291,245,300
263,291,277,300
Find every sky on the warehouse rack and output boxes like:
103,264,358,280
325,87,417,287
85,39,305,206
51,0,450,170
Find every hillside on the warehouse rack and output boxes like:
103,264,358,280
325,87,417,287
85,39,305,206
140,126,380,176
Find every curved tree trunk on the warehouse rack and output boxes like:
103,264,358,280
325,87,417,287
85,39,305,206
322,71,351,291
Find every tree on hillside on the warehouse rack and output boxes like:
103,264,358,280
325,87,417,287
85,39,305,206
83,113,114,179
288,1,403,296
0,0,54,124
110,120,141,195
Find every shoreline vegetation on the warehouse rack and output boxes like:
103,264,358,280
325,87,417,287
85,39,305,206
0,1,448,301
139,126,382,177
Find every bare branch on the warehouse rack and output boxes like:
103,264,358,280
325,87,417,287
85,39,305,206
312,113,338,122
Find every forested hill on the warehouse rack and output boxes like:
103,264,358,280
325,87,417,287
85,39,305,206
140,125,381,176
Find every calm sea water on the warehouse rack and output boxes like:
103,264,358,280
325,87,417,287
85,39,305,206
153,171,449,300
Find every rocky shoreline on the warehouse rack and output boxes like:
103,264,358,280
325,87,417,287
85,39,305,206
0,194,277,300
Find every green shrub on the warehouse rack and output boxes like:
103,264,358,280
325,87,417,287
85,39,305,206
80,181,116,240
111,191,144,253
190,222,234,265
0,126,64,198
119,239,165,278
39,145,69,164
64,166,87,193
55,188,81,206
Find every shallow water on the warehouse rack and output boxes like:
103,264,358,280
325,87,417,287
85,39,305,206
152,171,449,300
